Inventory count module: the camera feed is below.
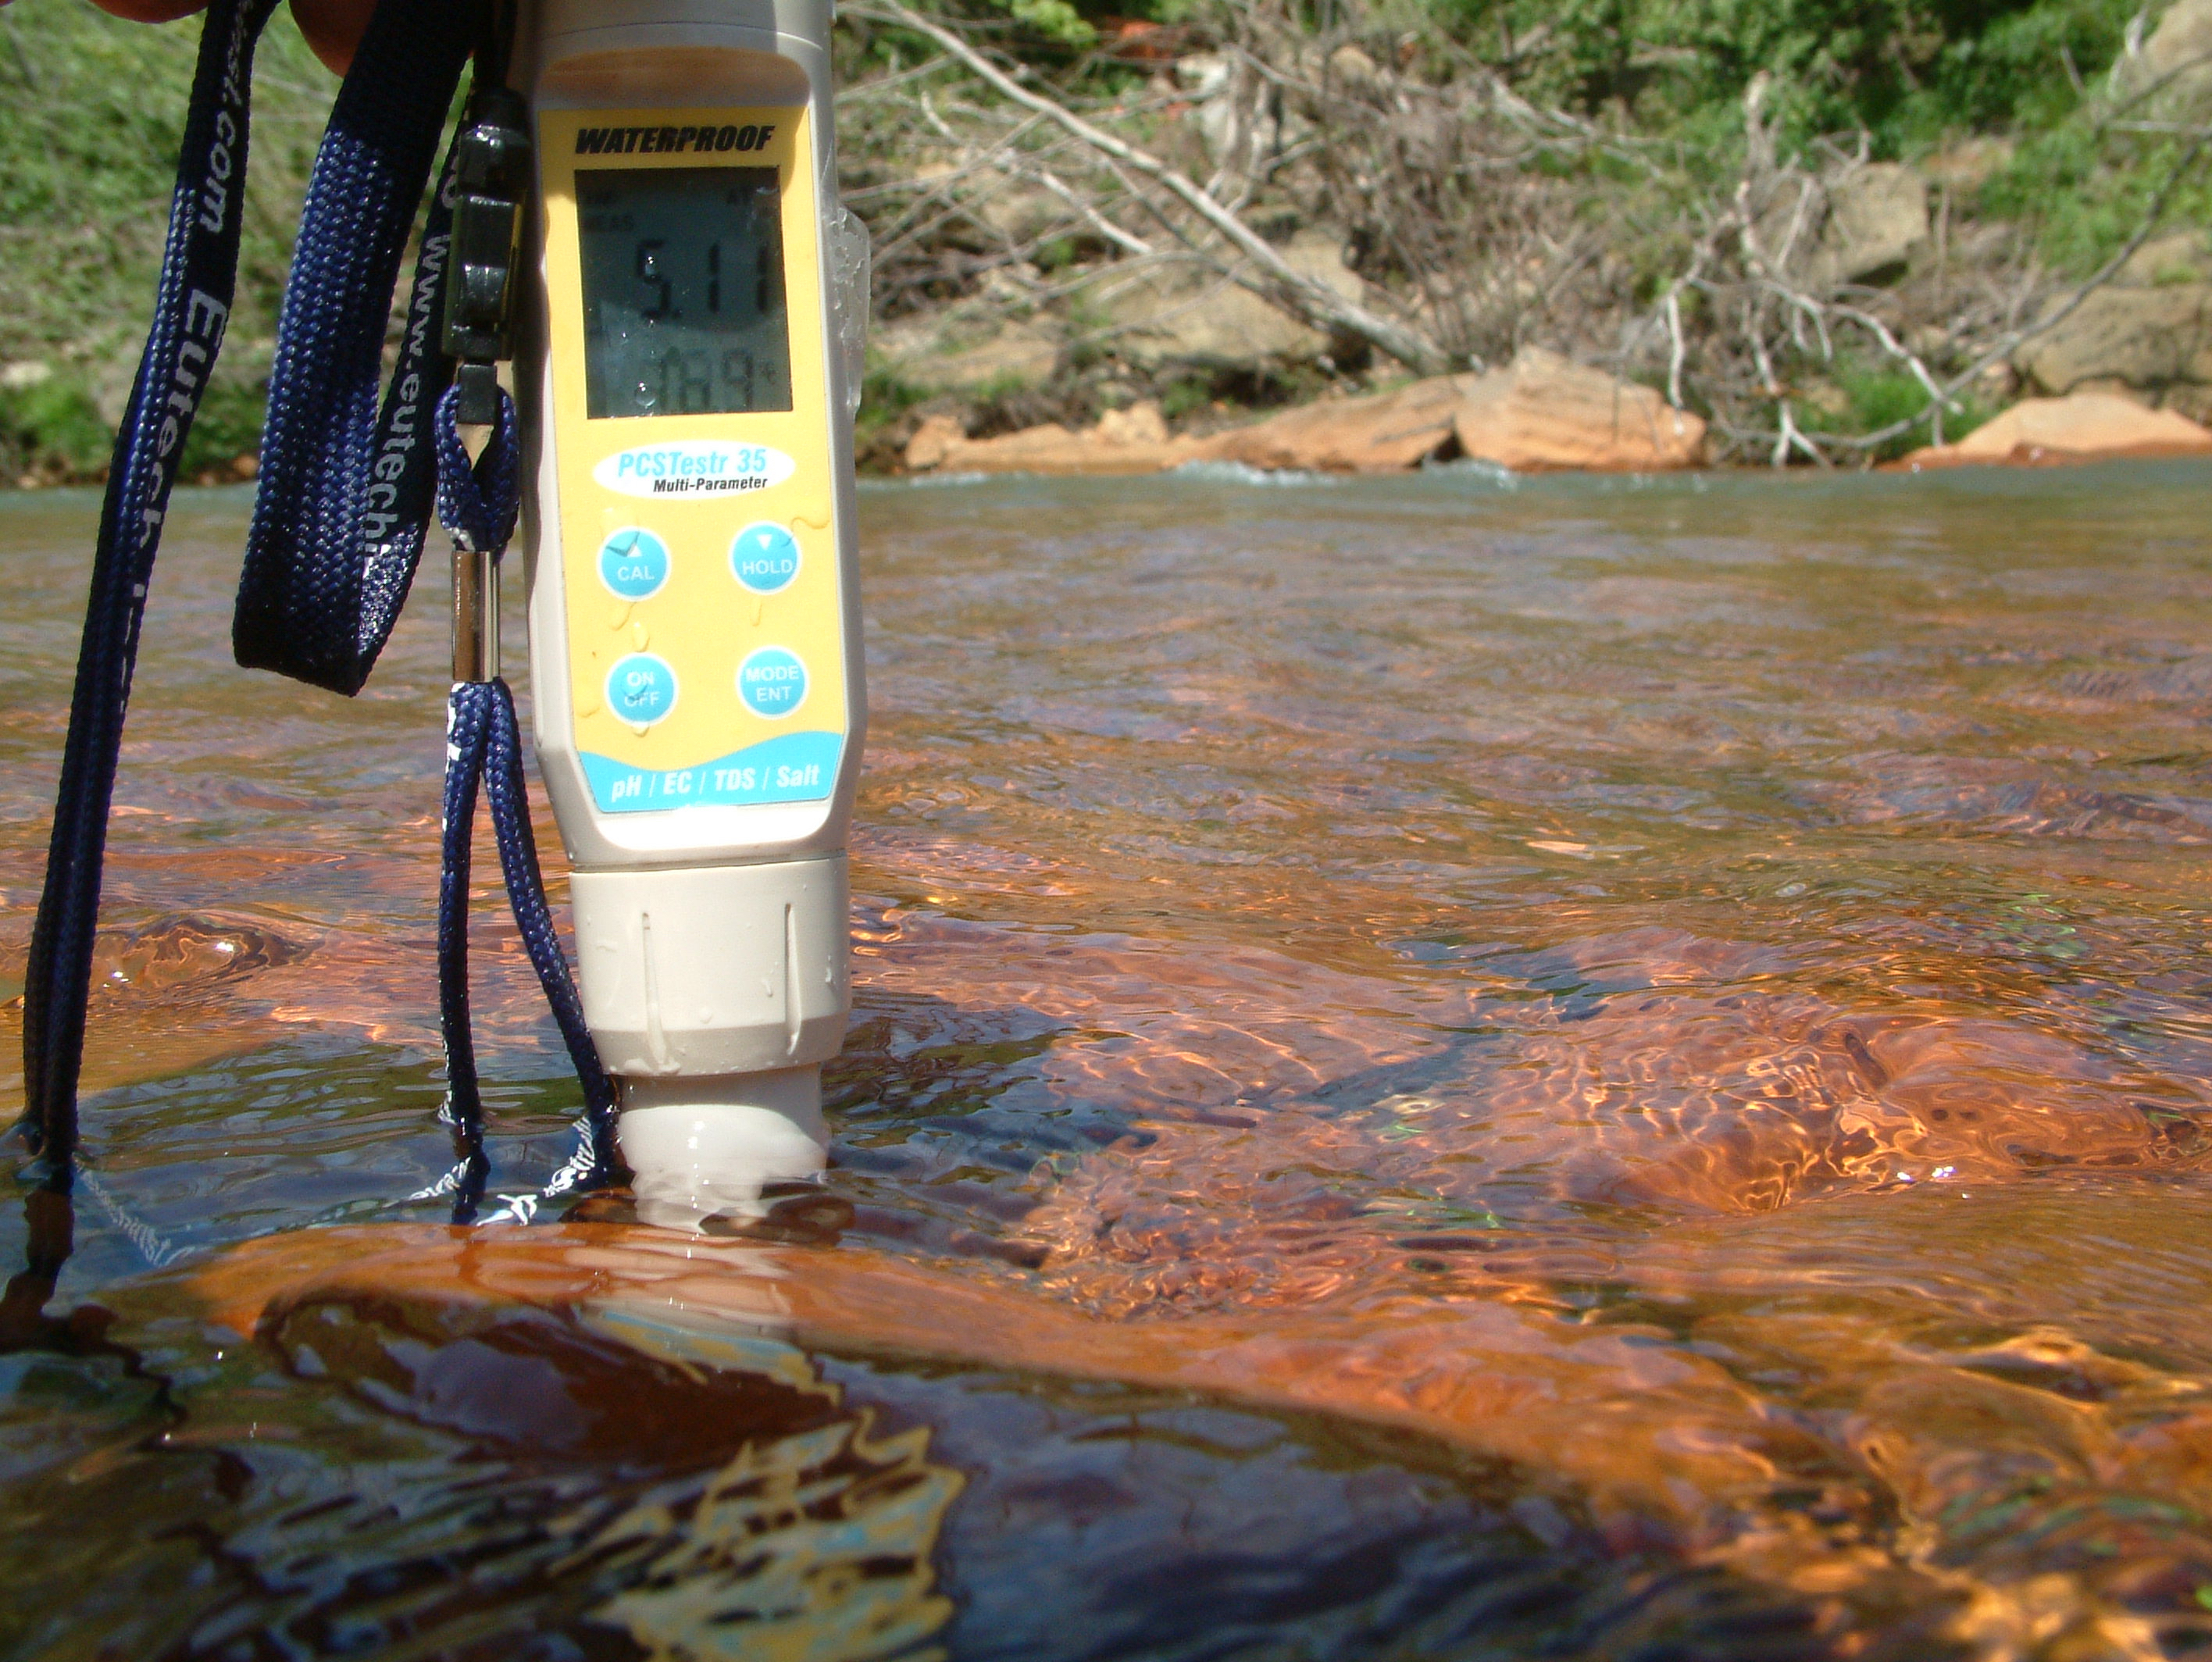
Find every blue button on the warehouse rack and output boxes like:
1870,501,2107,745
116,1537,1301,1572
730,522,801,594
606,653,677,726
598,527,669,600
737,646,808,719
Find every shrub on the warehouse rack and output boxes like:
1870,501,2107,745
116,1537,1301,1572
0,376,111,483
1824,361,1993,459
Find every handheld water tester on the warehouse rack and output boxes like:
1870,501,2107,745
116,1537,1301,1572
23,0,868,1232
511,0,867,1226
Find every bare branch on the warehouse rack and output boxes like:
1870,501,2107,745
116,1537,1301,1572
847,0,1451,373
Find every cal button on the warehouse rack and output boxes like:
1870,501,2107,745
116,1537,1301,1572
598,527,669,600
730,522,801,594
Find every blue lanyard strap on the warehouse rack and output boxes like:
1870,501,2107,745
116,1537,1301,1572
22,0,283,1166
23,0,618,1214
429,387,618,1223
233,0,474,693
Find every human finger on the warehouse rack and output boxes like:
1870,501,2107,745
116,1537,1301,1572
80,0,208,19
75,0,373,77
289,0,376,75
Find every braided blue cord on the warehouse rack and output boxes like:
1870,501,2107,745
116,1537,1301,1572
22,0,280,1164
434,686,492,1222
30,0,617,1226
27,0,466,1162
433,383,519,554
234,0,473,695
430,387,618,1222
481,682,620,1176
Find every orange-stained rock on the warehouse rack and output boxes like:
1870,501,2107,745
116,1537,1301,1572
1454,348,1706,471
902,412,967,471
181,1222,1839,1548
1190,374,1474,473
1896,391,2212,469
902,401,1205,475
902,362,1707,479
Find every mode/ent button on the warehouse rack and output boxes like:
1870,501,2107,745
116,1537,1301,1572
737,646,807,719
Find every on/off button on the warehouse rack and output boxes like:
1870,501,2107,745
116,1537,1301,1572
606,653,677,726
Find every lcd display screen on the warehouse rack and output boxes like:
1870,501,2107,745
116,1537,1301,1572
576,166,791,418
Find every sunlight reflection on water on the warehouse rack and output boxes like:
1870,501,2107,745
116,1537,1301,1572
4,462,2212,1657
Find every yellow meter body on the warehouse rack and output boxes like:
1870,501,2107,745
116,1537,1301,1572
515,0,865,1224
537,105,849,821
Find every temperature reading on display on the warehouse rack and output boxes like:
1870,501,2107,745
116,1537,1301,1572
578,166,792,418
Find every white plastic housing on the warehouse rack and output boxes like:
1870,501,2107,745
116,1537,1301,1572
568,855,850,1077
619,1068,829,1227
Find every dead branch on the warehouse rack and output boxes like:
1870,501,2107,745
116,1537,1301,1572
847,0,1451,373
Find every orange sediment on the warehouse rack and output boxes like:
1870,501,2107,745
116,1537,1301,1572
184,1222,1814,1550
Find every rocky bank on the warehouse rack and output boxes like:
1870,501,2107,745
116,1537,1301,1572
859,0,2212,480
901,348,1711,476
902,348,2212,480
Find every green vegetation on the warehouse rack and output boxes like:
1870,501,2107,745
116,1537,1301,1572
1,0,332,358
0,374,109,483
1415,0,2206,276
0,369,269,484
854,366,932,470
1426,0,2138,152
1984,127,2212,275
1,0,334,483
7,0,2210,480
1817,361,1995,457
1158,376,1214,423
1030,0,2149,173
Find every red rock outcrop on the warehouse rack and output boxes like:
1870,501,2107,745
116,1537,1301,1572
1453,347,1706,471
902,402,1203,474
900,351,1707,477
1896,391,2212,469
1188,374,1474,473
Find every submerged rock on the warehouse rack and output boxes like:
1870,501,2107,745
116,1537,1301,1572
1896,391,2212,469
89,910,308,995
187,1222,1850,1550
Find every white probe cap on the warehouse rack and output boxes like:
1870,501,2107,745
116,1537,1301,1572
616,1066,829,1231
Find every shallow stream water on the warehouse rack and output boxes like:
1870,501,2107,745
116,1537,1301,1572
6,462,2212,1658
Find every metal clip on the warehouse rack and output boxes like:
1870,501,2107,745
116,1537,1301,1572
443,86,532,428
452,543,498,684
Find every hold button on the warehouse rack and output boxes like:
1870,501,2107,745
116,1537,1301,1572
731,522,801,594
